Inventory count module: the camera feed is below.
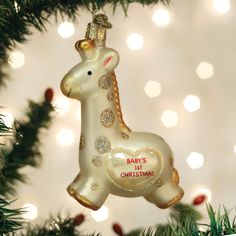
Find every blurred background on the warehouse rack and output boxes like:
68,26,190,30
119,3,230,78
1,0,236,234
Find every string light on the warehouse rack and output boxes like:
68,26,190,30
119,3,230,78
22,203,38,220
90,205,109,222
144,80,161,98
8,51,25,69
126,33,144,50
196,62,214,79
213,0,230,14
152,8,171,26
53,97,71,115
57,22,75,38
57,128,75,146
161,110,178,127
187,152,204,169
183,95,201,112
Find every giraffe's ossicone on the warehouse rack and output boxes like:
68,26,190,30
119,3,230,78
60,18,184,211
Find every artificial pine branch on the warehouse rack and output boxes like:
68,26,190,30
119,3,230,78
123,203,236,236
21,216,79,236
0,117,23,235
0,0,170,87
0,112,12,173
0,198,23,235
19,213,91,236
0,92,54,197
125,203,202,236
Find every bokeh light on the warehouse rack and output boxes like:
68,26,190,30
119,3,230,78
22,203,38,220
196,62,214,79
1,111,14,128
214,0,230,14
126,33,144,50
187,152,204,169
152,8,171,26
90,205,109,222
144,80,161,98
183,95,201,112
8,51,25,69
161,110,178,127
233,144,236,153
57,22,75,38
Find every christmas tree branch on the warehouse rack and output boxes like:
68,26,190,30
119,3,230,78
123,203,236,236
0,118,23,235
0,198,24,235
21,216,79,236
0,91,54,197
0,0,170,87
19,213,89,236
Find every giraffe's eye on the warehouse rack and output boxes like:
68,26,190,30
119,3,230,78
87,71,92,76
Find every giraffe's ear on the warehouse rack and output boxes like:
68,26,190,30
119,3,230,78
101,49,119,71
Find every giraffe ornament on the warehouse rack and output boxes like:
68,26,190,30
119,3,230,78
60,14,184,211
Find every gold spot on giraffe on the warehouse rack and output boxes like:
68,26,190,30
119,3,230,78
92,156,102,167
98,75,112,89
100,108,115,128
155,179,163,187
111,73,131,132
95,136,111,154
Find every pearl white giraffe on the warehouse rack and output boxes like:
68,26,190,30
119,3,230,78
60,38,184,210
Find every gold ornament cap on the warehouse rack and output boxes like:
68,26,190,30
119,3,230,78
85,13,112,44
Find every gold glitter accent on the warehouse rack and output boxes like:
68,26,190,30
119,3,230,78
92,156,102,167
100,108,115,128
95,136,111,154
107,92,114,102
86,23,105,41
98,75,112,89
97,27,106,41
111,73,131,133
121,132,129,139
67,186,99,210
79,134,85,151
85,14,112,41
155,179,163,187
91,183,99,191
172,168,180,185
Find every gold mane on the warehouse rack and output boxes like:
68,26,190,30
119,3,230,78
111,73,131,134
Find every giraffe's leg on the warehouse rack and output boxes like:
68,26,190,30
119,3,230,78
144,182,184,209
67,173,109,211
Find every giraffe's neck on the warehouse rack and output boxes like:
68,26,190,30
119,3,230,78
80,72,131,140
